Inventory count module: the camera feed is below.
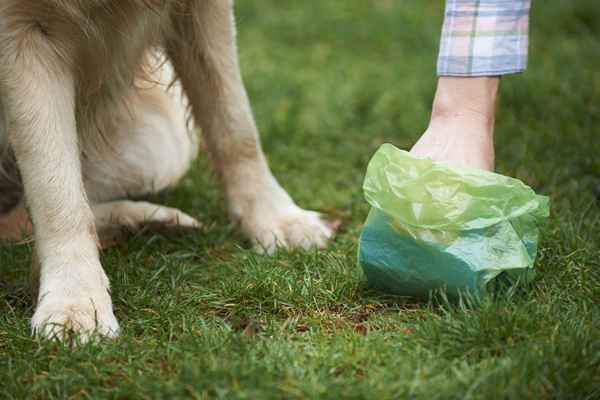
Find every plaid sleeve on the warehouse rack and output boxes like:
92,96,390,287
437,0,532,77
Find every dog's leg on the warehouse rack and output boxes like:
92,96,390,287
168,2,334,253
93,201,200,248
78,60,201,247
0,31,118,340
82,59,197,203
0,200,199,249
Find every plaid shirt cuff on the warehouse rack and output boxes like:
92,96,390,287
437,0,532,77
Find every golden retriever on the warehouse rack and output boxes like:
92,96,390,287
0,0,333,341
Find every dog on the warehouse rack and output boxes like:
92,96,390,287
0,0,333,341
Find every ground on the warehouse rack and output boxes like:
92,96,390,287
1,1,599,399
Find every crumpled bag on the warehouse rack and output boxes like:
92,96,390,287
358,144,550,298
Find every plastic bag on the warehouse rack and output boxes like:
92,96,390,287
358,144,550,298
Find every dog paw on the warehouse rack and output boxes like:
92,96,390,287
32,288,119,342
93,201,201,248
243,206,335,254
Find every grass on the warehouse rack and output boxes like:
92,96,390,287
1,1,599,399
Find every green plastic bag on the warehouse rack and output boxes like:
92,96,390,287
358,144,550,298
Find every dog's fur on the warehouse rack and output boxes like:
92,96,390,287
0,0,333,340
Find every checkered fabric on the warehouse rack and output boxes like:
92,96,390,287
438,0,532,76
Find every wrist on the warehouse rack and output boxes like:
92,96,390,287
431,77,499,128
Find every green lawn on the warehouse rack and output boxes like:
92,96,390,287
1,1,599,399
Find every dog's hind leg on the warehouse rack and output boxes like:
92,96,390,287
0,200,199,249
79,60,201,246
167,1,334,254
0,28,118,340
82,61,197,204
92,201,200,248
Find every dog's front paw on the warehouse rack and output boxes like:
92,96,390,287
32,286,119,342
242,205,335,254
